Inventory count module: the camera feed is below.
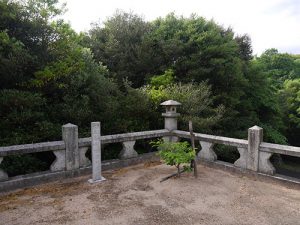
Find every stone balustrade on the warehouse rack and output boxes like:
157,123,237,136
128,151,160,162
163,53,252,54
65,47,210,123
0,100,299,191
171,127,300,175
0,126,170,189
0,124,299,190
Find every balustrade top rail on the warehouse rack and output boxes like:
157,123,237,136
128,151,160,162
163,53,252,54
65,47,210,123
79,129,169,146
172,130,300,157
172,130,248,148
260,142,300,157
0,141,65,157
0,129,170,157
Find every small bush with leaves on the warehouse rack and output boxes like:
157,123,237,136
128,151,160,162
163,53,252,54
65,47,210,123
152,139,195,177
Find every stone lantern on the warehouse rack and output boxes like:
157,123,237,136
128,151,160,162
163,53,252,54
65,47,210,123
161,100,181,142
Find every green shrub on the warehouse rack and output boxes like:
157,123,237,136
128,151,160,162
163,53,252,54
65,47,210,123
152,140,195,177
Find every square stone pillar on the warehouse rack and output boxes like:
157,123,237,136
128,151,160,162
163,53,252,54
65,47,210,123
62,123,79,171
247,125,263,171
89,122,105,183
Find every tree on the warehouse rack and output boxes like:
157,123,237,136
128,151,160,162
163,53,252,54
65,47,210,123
257,49,300,88
0,30,33,89
142,70,224,133
0,0,67,87
0,89,60,145
87,11,151,87
219,58,286,143
235,34,253,61
0,0,122,142
153,140,195,177
279,79,300,146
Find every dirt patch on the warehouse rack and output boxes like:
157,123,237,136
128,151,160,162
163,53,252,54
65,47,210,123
0,163,299,225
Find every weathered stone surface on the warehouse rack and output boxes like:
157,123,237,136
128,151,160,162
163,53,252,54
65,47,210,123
0,141,65,157
161,100,181,115
0,157,8,182
260,142,300,158
247,125,263,171
234,147,247,169
79,147,91,167
50,150,65,171
160,100,182,106
161,100,181,142
119,141,138,159
163,136,180,143
0,152,160,192
78,130,170,147
89,122,105,183
259,151,275,175
163,117,179,131
198,141,217,162
172,130,248,148
62,123,79,171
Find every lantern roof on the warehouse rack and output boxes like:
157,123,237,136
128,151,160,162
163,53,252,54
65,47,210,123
160,100,181,106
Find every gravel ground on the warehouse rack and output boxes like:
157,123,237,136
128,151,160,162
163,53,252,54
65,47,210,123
0,162,299,225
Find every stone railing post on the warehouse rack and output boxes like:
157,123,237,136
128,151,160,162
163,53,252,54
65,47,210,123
161,100,181,142
247,125,262,171
62,123,79,171
247,125,275,174
89,122,105,183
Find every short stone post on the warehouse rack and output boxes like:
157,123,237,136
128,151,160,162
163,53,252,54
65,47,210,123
247,125,263,171
62,123,79,171
161,100,181,142
89,122,105,183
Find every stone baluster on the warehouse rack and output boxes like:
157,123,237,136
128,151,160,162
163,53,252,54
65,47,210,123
234,147,248,169
119,141,138,159
0,157,8,182
198,141,217,162
79,147,91,167
50,150,65,171
259,151,275,175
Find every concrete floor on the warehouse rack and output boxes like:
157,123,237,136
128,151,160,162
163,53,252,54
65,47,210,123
0,162,299,225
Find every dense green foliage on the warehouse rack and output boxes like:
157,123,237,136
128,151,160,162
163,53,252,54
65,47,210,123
279,79,300,146
142,70,224,133
0,0,299,175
